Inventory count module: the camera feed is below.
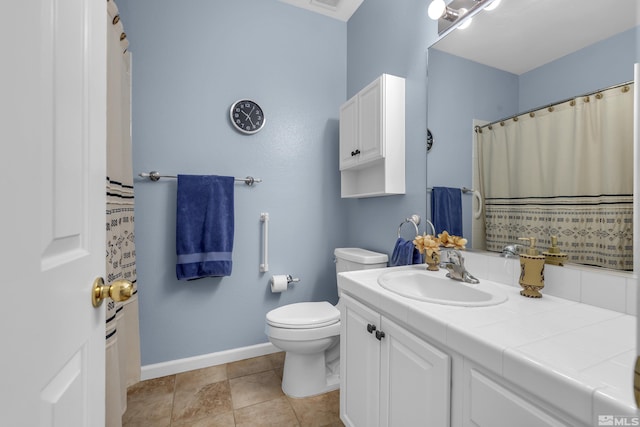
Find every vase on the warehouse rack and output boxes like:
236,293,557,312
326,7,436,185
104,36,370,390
426,251,440,271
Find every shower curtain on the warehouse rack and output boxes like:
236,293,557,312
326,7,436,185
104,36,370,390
106,2,141,426
477,83,634,270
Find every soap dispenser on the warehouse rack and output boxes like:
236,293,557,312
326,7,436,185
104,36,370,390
542,235,568,266
518,237,545,298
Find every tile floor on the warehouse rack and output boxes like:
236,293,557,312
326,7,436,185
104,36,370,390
123,352,344,427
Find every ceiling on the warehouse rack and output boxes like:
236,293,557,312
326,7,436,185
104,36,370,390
432,0,640,75
279,0,639,75
279,0,364,22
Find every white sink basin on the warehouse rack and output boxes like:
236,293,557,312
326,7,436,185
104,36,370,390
377,270,508,307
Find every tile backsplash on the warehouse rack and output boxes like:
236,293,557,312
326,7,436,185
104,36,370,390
461,251,638,315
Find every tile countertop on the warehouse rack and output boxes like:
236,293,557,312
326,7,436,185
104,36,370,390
337,264,640,426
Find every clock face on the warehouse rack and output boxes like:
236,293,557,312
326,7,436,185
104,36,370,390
230,100,265,134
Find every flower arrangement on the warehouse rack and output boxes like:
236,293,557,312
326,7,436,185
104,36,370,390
413,231,467,270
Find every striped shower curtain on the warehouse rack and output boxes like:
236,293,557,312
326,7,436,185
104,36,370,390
106,1,141,426
477,83,634,270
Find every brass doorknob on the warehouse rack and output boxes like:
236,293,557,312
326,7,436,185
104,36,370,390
92,277,134,308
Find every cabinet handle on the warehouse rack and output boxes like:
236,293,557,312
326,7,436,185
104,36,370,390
375,330,386,340
354,149,361,155
366,323,377,334
351,150,357,156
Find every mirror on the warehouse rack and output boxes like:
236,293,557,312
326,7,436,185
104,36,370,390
426,0,639,270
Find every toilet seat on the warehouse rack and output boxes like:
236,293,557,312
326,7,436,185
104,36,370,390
266,301,339,329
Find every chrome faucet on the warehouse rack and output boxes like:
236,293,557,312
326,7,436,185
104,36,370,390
500,244,523,258
442,249,479,284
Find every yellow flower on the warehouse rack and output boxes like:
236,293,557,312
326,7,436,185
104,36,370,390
413,233,441,257
415,230,467,256
437,231,467,249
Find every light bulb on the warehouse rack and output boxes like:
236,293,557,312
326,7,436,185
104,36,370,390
484,0,501,11
457,17,472,29
428,0,446,20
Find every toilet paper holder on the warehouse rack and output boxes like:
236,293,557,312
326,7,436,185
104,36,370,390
286,275,300,284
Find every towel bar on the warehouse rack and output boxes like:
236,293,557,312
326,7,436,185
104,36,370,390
139,171,262,186
397,215,420,238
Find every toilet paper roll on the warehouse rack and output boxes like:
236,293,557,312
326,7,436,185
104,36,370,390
270,275,288,293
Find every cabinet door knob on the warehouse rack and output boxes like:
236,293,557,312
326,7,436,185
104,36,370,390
367,323,376,334
375,330,386,340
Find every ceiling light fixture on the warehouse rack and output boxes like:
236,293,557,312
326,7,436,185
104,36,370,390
484,0,501,11
428,0,499,35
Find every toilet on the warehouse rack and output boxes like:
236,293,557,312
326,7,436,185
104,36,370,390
265,248,388,398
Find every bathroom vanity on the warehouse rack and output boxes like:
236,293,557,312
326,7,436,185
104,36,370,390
338,263,639,427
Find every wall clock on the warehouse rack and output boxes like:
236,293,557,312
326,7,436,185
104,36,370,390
230,99,265,134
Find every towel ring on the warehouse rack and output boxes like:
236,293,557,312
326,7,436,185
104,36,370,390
397,218,420,238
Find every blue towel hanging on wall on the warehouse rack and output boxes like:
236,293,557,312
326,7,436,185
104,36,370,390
431,186,463,236
176,175,235,280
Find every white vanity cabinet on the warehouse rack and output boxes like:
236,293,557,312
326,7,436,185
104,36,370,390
340,294,450,427
339,73,405,198
462,362,581,427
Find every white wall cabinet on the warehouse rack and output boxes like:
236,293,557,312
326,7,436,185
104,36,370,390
339,74,405,198
340,294,450,427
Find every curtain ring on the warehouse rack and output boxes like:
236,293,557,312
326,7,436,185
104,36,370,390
595,93,603,100
513,117,518,122
548,106,554,112
570,100,576,106
113,15,120,25
622,86,630,93
529,112,535,118
120,32,127,41
500,121,505,126
584,96,590,102
487,125,492,130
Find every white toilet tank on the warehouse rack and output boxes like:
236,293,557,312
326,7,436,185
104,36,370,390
334,247,388,274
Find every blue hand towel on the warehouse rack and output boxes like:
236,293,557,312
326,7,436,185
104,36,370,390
431,186,463,236
176,175,235,280
390,237,423,266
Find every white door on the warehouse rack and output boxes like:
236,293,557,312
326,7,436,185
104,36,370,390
1,1,107,426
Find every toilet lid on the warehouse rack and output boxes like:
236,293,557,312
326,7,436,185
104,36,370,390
266,301,340,329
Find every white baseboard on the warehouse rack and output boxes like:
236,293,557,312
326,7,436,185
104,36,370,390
140,342,280,381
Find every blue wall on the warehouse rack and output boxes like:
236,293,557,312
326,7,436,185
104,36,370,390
119,0,348,365
519,27,638,111
426,49,518,243
342,0,437,252
119,0,637,366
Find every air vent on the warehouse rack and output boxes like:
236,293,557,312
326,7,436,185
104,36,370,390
311,0,340,10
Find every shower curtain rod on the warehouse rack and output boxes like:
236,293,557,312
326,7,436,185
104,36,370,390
138,171,262,186
475,80,633,133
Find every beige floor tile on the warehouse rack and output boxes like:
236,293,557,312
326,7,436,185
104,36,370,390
234,396,299,427
229,370,284,409
126,374,175,403
288,390,342,427
227,355,274,379
172,380,234,425
123,375,176,427
176,364,228,392
122,395,173,427
267,351,285,369
172,410,236,427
